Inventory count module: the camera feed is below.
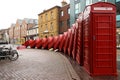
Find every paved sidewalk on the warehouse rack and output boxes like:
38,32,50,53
0,47,119,80
66,49,120,80
68,56,118,80
0,49,80,80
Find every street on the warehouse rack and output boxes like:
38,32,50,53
0,47,120,80
0,49,80,80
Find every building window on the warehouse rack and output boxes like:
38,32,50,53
51,11,54,19
40,16,43,22
41,25,42,28
60,21,64,27
36,28,38,34
86,0,92,5
45,35,47,38
51,34,53,36
104,0,107,2
67,19,70,27
75,3,80,14
98,0,107,2
45,24,48,30
68,8,70,14
40,25,42,31
45,14,48,21
61,11,64,16
50,22,53,31
117,15,120,21
117,14,120,27
116,0,120,2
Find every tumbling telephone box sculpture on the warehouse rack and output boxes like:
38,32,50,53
63,29,71,54
76,13,84,66
83,2,117,76
59,32,68,52
54,35,62,50
68,25,75,56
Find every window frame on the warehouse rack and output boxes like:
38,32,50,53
61,11,64,16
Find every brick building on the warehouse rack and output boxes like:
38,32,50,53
38,6,60,38
9,24,15,43
59,0,70,34
20,18,38,44
14,19,22,44
12,18,38,44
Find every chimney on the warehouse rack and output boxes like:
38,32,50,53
61,0,67,7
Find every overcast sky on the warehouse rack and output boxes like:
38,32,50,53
0,0,69,29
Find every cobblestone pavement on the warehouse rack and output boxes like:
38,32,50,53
0,49,80,80
65,49,120,80
0,45,120,80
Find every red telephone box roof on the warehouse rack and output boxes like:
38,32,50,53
84,2,116,14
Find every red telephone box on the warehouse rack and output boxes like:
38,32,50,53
22,40,29,47
23,39,33,48
54,35,62,50
59,32,68,52
72,22,79,59
30,40,36,48
63,29,71,54
48,37,54,49
42,38,48,49
36,38,42,49
68,25,75,56
83,2,117,76
76,13,83,66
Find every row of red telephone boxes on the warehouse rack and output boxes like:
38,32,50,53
22,2,117,76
